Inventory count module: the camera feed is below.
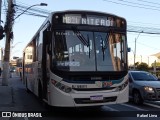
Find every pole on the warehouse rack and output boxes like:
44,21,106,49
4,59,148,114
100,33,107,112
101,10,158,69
133,31,143,70
2,0,14,86
148,56,149,67
0,0,2,25
133,38,136,70
0,0,2,70
154,60,156,76
2,2,46,86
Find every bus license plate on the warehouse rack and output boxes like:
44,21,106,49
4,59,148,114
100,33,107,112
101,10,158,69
90,95,103,101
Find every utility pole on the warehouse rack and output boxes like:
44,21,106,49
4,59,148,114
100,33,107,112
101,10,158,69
2,0,15,86
0,0,2,25
133,31,143,70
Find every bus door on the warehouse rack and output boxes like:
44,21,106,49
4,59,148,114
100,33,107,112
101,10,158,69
42,30,50,100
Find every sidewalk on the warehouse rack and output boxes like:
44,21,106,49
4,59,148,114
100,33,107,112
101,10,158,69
0,73,20,111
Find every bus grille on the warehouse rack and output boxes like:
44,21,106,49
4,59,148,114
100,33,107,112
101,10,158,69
74,96,117,104
72,87,116,91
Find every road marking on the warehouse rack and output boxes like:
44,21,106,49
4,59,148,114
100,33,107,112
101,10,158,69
121,103,148,111
24,117,29,120
144,102,160,109
102,106,119,111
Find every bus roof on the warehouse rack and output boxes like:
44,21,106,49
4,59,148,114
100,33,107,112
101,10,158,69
23,10,126,52
50,10,126,20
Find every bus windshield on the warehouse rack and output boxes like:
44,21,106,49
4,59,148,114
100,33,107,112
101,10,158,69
53,30,127,72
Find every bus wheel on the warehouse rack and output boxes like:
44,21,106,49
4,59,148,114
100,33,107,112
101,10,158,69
133,90,143,104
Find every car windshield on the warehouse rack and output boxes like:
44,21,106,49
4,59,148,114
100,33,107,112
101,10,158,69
131,72,158,81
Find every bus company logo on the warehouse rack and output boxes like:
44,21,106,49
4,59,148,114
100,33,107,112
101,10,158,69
102,81,113,87
2,112,11,117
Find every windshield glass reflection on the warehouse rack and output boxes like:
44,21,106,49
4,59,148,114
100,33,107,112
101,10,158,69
53,30,126,72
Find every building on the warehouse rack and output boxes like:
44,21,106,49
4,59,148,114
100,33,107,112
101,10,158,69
128,52,159,67
152,52,160,59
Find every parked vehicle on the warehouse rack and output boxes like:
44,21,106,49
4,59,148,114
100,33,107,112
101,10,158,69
128,71,160,104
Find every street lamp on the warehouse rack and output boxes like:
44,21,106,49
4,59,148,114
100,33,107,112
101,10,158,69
10,42,22,60
133,31,143,70
14,3,47,20
11,42,22,48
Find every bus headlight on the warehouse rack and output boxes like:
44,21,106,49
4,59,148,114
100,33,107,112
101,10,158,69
144,86,154,93
51,79,72,93
116,79,128,91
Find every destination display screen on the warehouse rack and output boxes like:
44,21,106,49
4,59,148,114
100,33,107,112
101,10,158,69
63,14,115,26
57,14,126,27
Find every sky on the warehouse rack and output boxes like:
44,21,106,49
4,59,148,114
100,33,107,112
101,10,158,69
1,0,160,64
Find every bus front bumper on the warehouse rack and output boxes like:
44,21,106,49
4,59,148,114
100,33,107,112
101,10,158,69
48,85,128,107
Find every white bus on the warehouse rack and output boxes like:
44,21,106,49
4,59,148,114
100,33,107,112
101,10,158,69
22,10,129,107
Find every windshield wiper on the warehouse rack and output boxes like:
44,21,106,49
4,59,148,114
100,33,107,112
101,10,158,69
72,27,91,59
87,34,91,58
72,26,89,46
99,33,110,61
99,35,105,61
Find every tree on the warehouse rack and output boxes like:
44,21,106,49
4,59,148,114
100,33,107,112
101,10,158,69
151,62,160,67
135,62,139,67
137,62,149,71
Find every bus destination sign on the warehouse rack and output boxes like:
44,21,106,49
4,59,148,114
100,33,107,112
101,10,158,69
62,14,115,27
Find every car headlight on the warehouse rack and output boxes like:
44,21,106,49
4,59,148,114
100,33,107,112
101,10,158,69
144,86,154,93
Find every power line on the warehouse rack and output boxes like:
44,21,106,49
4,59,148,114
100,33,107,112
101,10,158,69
117,0,160,9
12,3,50,19
14,4,50,15
136,41,160,51
128,21,160,28
137,0,160,6
103,0,160,12
15,7,47,18
128,25,160,34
